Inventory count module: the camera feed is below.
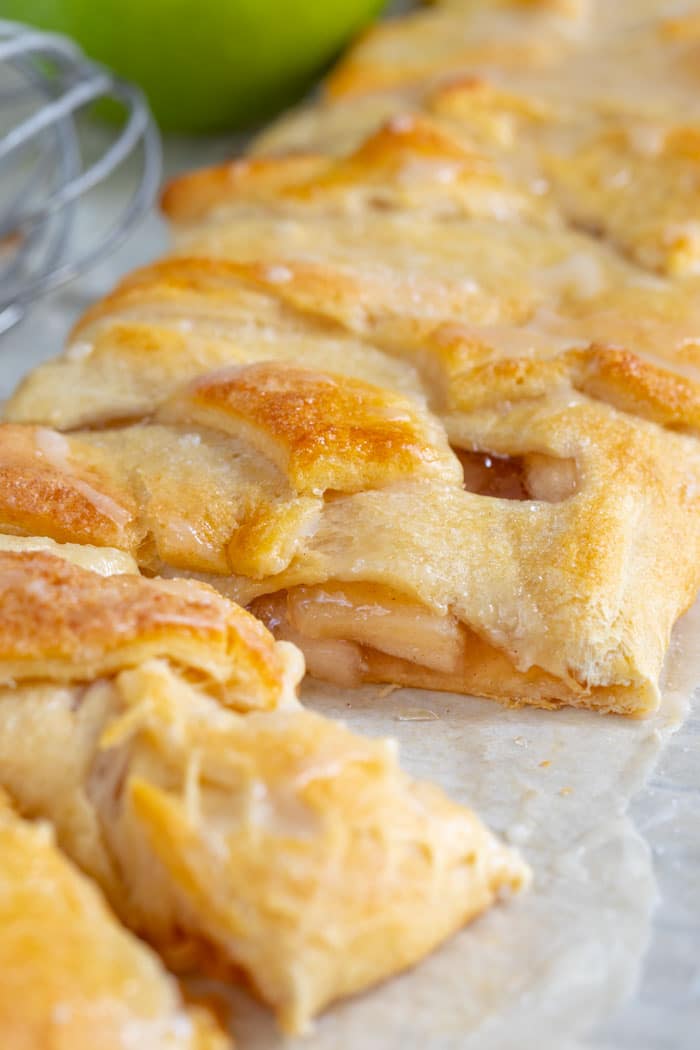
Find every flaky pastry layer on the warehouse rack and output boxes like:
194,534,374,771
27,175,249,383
0,547,527,1034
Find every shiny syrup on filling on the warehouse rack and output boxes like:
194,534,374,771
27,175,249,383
455,448,530,499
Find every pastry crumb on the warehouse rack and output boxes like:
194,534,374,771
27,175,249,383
396,708,439,722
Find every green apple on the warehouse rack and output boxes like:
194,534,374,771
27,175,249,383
4,0,385,132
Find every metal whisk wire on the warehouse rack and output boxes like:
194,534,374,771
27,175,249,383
0,19,161,335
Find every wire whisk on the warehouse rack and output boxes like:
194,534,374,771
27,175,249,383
0,19,161,335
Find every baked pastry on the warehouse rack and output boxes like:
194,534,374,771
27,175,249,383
4,1,699,1042
4,280,700,716
2,346,699,716
20,2,700,1041
4,0,700,718
0,538,527,1034
253,1,700,277
0,790,229,1050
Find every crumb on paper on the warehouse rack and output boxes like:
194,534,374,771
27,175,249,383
513,735,528,747
539,759,551,768
395,708,440,722
559,786,573,796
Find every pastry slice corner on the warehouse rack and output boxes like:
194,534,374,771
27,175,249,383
0,544,528,1035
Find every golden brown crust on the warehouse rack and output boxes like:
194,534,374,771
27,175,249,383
0,424,137,548
568,344,700,433
251,5,700,277
161,362,460,494
69,256,292,339
2,257,421,432
0,550,290,711
160,153,326,223
163,115,550,225
439,339,700,434
162,204,700,362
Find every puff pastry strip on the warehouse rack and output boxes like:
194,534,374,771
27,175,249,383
0,542,526,1034
0,790,229,1050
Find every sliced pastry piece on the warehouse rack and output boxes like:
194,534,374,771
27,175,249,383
0,545,527,1034
0,790,229,1050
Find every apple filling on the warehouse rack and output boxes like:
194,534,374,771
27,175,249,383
455,449,578,502
249,580,602,707
251,582,464,686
